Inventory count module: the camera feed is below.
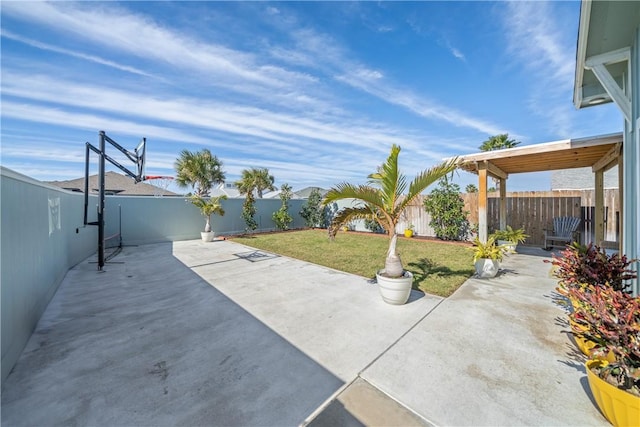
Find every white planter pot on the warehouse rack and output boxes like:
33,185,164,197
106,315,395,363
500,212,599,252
497,240,517,253
201,231,215,242
474,259,500,278
376,270,413,305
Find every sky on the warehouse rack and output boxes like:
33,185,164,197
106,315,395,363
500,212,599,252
0,1,624,195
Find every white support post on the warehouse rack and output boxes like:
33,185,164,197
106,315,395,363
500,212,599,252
478,164,488,243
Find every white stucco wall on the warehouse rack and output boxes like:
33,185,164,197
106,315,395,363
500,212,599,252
1,167,97,382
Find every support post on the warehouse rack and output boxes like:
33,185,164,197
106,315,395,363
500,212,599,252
499,177,507,231
98,131,106,270
478,163,488,243
594,169,605,244
618,151,624,253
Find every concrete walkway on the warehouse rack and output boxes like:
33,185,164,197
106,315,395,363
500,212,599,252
1,240,607,426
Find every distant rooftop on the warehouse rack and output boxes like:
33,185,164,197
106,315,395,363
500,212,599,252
46,171,178,196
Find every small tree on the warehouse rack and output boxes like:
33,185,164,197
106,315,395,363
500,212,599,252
465,184,478,193
241,192,258,233
273,183,293,230
479,134,521,151
300,188,325,228
174,149,225,196
424,176,471,241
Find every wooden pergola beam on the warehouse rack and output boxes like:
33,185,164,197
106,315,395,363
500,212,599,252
592,143,621,172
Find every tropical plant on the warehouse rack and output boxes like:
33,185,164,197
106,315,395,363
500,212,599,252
235,167,276,198
547,242,637,293
189,195,227,232
300,188,326,228
174,149,225,196
465,183,478,193
323,145,458,278
469,236,507,262
569,284,640,397
493,226,529,244
241,193,258,233
423,176,471,241
272,183,293,231
479,134,521,151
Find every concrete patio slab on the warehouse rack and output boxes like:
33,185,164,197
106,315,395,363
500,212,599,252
360,247,608,426
1,240,439,426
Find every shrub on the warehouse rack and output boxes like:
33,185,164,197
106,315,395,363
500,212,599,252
273,184,293,230
300,188,326,228
423,177,471,241
364,218,384,233
547,242,637,292
241,193,258,232
568,284,640,396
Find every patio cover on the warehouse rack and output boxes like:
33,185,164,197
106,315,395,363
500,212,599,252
573,0,639,296
453,132,623,249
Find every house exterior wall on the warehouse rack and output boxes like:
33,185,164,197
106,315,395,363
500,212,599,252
1,167,97,382
550,167,619,190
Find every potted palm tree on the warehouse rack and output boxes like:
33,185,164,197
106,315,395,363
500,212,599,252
189,195,227,242
323,145,457,305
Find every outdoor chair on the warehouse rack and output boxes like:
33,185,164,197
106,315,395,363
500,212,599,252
544,216,581,249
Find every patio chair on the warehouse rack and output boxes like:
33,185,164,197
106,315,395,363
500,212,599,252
544,216,581,249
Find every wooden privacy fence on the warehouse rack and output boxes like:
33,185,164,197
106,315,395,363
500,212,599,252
393,190,619,247
461,190,620,246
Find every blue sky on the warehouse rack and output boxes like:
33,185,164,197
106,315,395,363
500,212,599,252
0,1,623,194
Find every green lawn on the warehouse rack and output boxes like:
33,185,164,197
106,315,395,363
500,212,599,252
232,229,475,297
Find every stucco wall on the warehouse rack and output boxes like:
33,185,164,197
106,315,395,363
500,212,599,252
101,196,308,246
1,167,97,382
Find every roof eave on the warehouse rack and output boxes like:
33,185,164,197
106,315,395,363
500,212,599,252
573,0,592,109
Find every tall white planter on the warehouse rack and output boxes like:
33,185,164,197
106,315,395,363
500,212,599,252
201,231,215,242
376,270,413,305
474,259,500,278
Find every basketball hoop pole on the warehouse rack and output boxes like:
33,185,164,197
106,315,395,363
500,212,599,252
84,130,147,270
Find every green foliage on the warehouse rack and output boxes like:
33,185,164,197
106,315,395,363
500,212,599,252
364,218,384,233
189,195,227,232
492,226,529,244
174,149,225,196
235,167,276,198
469,236,507,262
423,177,471,241
323,145,458,277
300,188,326,228
241,193,258,232
465,184,477,193
272,183,293,230
479,134,521,151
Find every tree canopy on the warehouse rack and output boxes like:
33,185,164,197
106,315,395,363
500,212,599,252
479,134,521,151
235,167,277,198
174,149,225,196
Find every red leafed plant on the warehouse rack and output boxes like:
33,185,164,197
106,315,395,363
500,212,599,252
548,242,637,294
569,285,640,397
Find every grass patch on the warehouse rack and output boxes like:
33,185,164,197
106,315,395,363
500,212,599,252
232,229,474,297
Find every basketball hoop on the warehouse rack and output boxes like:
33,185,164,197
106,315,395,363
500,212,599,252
145,175,174,197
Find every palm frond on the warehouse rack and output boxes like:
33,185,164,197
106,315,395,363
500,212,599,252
401,158,459,211
323,183,384,208
328,206,380,237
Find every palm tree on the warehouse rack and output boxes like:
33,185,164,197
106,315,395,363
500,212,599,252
479,134,521,151
323,145,458,278
189,195,227,232
174,149,225,196
235,167,276,198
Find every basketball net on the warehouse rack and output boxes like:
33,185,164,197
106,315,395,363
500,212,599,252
145,176,174,197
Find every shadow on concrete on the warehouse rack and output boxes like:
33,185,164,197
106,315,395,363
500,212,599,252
1,243,342,426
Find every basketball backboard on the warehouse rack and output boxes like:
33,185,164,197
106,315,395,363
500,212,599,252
135,137,146,182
